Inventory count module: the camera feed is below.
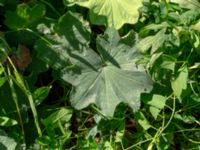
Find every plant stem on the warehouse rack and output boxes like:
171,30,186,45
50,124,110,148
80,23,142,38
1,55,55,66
1,47,42,136
5,66,25,137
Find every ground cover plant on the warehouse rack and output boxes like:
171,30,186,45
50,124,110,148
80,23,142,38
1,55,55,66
0,0,200,149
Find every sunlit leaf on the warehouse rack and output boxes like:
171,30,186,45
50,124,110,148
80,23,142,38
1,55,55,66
171,65,188,97
0,116,17,127
64,0,142,29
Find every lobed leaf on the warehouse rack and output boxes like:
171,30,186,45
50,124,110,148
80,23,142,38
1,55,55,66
62,28,153,116
35,12,153,116
64,0,142,29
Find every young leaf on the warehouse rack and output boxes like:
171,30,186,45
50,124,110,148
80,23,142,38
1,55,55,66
148,95,167,119
135,111,151,130
64,0,142,29
62,28,153,116
171,65,188,97
191,20,200,32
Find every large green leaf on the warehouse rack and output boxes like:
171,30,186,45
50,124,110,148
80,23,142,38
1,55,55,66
64,0,142,29
4,3,45,30
62,29,153,116
35,12,152,116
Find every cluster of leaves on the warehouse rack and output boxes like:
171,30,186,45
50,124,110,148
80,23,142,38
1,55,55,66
0,0,200,149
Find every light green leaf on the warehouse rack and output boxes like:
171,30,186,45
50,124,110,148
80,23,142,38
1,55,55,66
0,130,17,150
0,116,18,127
191,20,200,32
135,111,151,130
14,70,26,91
104,141,113,150
115,123,125,143
0,77,6,87
179,9,200,25
64,0,142,29
147,95,167,109
160,55,176,72
62,29,153,116
149,106,161,120
33,86,51,105
171,66,188,97
137,28,167,54
148,95,167,119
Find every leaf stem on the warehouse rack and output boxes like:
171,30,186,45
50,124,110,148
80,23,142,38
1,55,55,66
0,45,42,136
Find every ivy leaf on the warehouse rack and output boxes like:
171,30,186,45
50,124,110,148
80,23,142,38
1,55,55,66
61,29,153,116
64,0,142,29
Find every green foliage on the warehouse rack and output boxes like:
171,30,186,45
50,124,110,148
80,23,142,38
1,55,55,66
0,0,200,149
5,3,45,29
64,0,142,29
